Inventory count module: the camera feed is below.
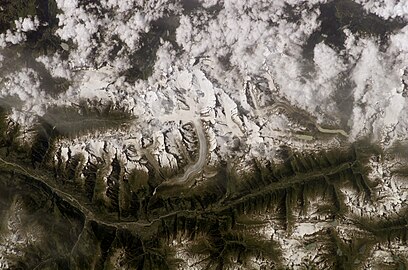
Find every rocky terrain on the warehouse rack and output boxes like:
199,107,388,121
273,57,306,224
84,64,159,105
1,0,408,269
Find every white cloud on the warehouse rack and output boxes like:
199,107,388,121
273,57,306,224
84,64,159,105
346,37,408,143
36,53,72,79
154,41,176,75
175,0,324,114
2,0,408,161
199,0,218,8
101,0,139,12
355,0,408,20
55,5,99,65
19,16,40,32
115,12,147,50
0,29,26,48
0,68,53,131
314,42,346,81
55,0,180,69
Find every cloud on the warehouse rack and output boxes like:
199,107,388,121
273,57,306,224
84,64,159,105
0,15,39,48
0,15,41,48
345,32,408,144
55,0,180,69
314,42,346,81
1,0,408,159
355,0,408,20
36,54,72,79
18,16,40,32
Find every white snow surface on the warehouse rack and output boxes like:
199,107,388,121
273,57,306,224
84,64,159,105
1,1,408,267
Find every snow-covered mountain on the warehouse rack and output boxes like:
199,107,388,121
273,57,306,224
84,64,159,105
1,0,408,269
